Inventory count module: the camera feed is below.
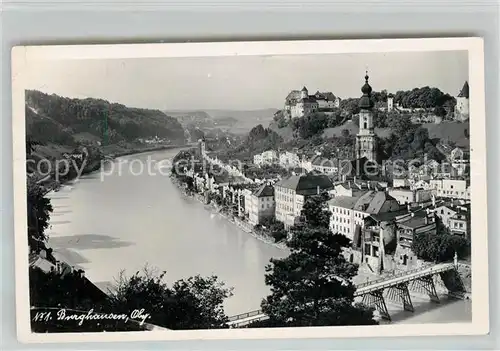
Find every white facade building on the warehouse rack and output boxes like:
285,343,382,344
253,150,278,166
430,179,471,200
328,191,401,241
248,184,275,226
275,174,334,228
279,151,301,168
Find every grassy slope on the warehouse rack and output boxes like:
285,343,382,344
423,122,469,147
268,119,469,151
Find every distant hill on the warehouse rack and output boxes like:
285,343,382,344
165,110,213,128
26,90,186,146
166,108,279,135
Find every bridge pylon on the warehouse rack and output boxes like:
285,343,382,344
386,282,414,313
361,290,391,321
411,276,440,303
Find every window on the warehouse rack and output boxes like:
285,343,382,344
364,244,371,256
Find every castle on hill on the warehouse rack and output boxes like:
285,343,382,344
283,87,341,118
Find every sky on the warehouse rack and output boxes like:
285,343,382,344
24,51,468,111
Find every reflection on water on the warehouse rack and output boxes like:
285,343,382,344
46,149,471,322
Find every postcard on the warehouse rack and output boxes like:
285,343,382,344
11,38,488,343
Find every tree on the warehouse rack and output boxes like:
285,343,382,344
291,113,329,139
411,232,470,263
261,217,288,242
387,114,414,136
464,128,470,140
27,182,53,250
26,90,186,146
340,98,360,117
434,106,447,117
259,195,377,327
109,267,233,330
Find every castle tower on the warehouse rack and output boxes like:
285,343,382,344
455,81,469,121
300,86,308,99
387,93,394,112
197,138,206,158
355,72,377,162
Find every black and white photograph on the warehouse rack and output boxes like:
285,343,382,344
12,38,488,342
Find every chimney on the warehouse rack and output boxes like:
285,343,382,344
317,185,320,195
425,216,429,224
411,212,415,218
407,203,411,212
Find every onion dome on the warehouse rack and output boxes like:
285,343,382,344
358,72,374,110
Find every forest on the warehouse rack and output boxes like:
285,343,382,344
25,90,186,146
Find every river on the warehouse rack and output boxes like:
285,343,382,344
46,149,471,323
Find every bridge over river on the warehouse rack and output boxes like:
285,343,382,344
227,262,458,327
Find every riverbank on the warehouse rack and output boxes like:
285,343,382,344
170,175,289,251
35,143,191,195
104,143,191,159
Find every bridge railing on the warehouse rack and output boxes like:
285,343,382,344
355,262,453,289
228,309,263,322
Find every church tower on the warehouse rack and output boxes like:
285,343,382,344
355,72,377,162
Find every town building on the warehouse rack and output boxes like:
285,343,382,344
430,179,470,200
253,150,279,166
393,211,437,269
392,178,411,188
434,203,470,238
328,191,401,242
388,187,433,205
279,151,301,168
346,207,437,273
355,73,377,162
311,156,338,175
455,81,469,121
248,184,275,226
274,174,334,228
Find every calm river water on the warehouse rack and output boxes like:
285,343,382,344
46,149,471,323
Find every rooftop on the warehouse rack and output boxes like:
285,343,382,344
253,183,275,198
328,195,360,209
399,215,432,229
275,174,334,193
458,81,469,98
